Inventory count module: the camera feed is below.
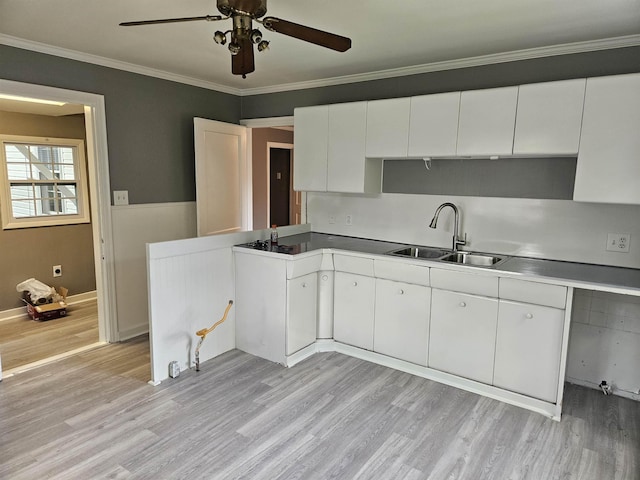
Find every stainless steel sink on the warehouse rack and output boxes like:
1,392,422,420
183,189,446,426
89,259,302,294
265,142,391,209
438,252,505,267
388,246,451,260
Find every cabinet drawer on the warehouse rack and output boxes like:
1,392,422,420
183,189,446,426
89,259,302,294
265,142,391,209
286,253,323,279
374,259,430,286
430,268,498,297
333,254,374,276
499,278,566,309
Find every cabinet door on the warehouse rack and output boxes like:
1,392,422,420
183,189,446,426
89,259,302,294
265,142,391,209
327,102,371,193
513,79,586,155
429,289,499,384
456,86,518,156
293,105,328,191
374,279,430,366
365,98,411,158
333,272,375,350
494,300,564,403
574,73,640,204
286,272,318,355
408,92,460,157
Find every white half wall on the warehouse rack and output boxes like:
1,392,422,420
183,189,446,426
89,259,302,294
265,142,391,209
307,192,640,269
111,202,197,340
147,223,310,384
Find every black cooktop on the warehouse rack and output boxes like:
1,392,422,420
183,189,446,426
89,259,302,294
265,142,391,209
237,240,295,254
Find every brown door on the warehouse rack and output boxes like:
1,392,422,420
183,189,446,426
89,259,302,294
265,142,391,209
270,147,291,227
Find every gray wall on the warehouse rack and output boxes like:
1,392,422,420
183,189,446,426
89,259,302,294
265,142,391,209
0,111,96,310
240,46,640,118
1,45,241,204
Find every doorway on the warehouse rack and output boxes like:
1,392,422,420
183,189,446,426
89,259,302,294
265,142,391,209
268,144,299,227
0,79,117,377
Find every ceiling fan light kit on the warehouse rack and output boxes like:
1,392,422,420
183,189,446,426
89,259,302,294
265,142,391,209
120,0,351,78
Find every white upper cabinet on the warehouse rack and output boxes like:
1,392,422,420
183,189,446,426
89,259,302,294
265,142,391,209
456,86,518,156
365,98,411,158
513,79,586,156
293,105,328,192
574,73,640,204
294,103,381,193
408,92,461,157
327,102,380,193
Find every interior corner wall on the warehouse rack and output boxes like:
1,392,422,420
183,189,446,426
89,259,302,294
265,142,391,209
0,44,242,205
0,111,96,310
251,127,294,229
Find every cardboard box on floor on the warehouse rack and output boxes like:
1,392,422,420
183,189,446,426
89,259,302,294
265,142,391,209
23,287,68,321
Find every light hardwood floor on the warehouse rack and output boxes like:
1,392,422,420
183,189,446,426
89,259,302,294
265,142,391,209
0,339,638,480
0,300,99,371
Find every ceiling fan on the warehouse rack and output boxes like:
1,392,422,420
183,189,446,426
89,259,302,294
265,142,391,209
120,0,352,79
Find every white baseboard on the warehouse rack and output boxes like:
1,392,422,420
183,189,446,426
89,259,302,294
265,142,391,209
118,324,149,341
0,290,97,322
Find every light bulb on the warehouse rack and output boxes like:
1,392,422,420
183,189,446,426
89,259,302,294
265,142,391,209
213,31,227,45
250,29,263,44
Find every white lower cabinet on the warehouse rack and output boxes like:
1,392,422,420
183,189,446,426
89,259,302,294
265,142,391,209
374,279,431,366
235,251,319,364
333,272,375,350
493,300,565,402
428,289,499,384
286,272,318,355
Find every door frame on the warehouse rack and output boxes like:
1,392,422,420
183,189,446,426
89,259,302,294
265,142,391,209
0,79,117,343
240,116,306,225
266,142,294,227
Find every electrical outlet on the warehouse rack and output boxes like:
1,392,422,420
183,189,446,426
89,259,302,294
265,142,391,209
113,190,129,206
606,233,630,252
328,215,336,224
345,214,353,226
53,265,62,277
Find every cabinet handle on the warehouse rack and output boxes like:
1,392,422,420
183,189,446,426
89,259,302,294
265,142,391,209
302,282,307,288
353,281,358,287
398,289,404,295
322,275,328,281
459,301,466,308
526,313,533,319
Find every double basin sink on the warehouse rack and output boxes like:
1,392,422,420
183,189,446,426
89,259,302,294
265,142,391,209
387,246,508,268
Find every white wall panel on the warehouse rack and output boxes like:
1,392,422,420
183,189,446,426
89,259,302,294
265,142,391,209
567,289,640,399
307,192,640,269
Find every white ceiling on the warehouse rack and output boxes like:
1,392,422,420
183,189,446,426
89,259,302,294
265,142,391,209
1,0,639,94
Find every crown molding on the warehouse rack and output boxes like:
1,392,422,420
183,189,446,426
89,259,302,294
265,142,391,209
239,34,640,96
3,33,639,98
0,34,242,96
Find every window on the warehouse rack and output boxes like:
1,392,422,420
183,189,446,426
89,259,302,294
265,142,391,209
0,135,90,229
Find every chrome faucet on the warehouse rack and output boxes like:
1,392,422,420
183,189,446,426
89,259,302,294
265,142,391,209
429,202,467,252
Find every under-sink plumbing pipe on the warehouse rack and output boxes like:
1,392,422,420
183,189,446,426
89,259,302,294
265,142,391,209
195,300,233,372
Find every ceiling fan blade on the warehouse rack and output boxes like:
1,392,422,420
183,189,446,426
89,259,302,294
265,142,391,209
262,17,351,52
120,15,223,27
232,37,255,77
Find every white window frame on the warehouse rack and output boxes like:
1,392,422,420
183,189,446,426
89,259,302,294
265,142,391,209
0,134,90,229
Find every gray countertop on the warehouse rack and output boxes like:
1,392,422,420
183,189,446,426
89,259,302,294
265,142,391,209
239,231,640,295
